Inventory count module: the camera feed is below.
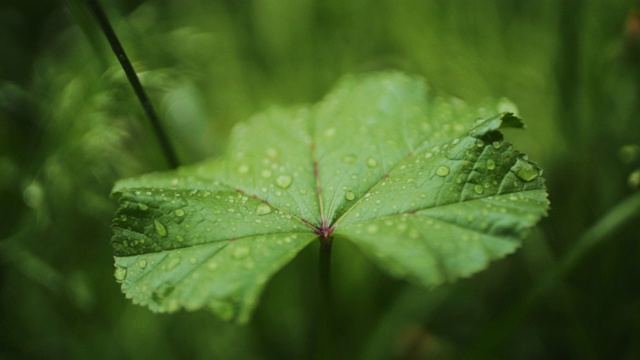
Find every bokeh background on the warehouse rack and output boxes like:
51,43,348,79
1,0,640,359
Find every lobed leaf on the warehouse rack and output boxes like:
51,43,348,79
111,71,549,322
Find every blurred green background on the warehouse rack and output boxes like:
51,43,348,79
1,0,640,359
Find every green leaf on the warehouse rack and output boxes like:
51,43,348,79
111,71,548,322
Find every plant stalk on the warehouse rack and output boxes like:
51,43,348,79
317,236,334,359
84,0,179,169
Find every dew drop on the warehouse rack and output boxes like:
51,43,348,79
167,258,181,270
137,259,148,269
342,154,357,164
238,164,250,174
486,159,496,170
492,141,501,149
174,209,185,217
367,157,378,168
473,185,484,194
189,257,197,264
207,261,218,271
176,235,184,242
366,224,379,234
261,169,272,178
114,266,127,282
436,165,450,177
154,220,168,237
266,147,278,158
275,174,293,189
324,127,336,137
344,191,356,201
513,158,540,182
138,203,149,211
119,214,127,222
475,139,484,148
299,189,308,195
256,203,272,215
233,246,251,259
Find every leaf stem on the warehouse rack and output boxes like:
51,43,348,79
319,236,333,304
317,235,334,359
84,0,179,169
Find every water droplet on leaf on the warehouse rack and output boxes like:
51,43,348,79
342,154,357,164
114,266,127,282
324,127,336,137
167,258,181,270
275,174,292,189
266,147,278,158
137,260,147,269
174,209,185,217
233,246,251,259
154,220,168,237
138,203,149,211
261,169,272,178
486,159,496,170
367,157,378,168
513,158,540,182
238,165,250,174
436,165,450,177
344,191,355,201
256,203,272,215
474,185,484,194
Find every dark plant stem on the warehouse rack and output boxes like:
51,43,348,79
319,236,333,303
317,236,334,359
85,0,179,169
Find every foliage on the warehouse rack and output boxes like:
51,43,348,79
111,72,547,322
1,1,639,359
